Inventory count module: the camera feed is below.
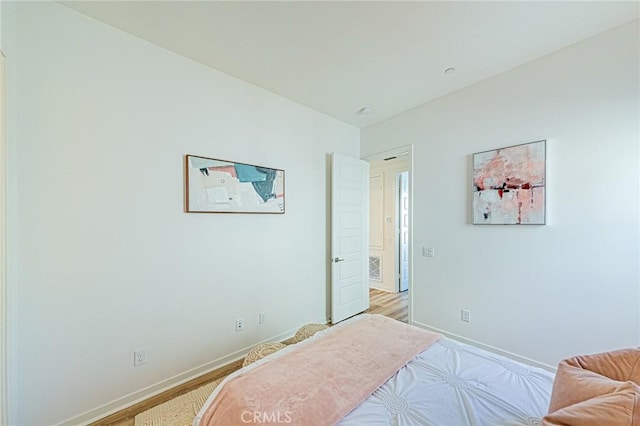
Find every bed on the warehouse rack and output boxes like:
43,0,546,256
194,314,555,426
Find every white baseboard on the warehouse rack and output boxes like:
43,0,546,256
411,320,556,373
369,285,394,293
56,323,315,426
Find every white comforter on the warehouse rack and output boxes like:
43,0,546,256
339,338,554,426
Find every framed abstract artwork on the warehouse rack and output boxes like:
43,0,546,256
185,155,285,214
472,140,546,225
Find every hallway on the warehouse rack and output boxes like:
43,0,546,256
365,288,408,323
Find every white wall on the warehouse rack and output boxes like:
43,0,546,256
3,2,359,425
362,20,640,368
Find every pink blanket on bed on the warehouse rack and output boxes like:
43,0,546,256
199,314,441,426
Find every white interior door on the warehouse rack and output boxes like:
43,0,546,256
331,153,369,324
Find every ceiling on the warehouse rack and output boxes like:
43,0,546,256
60,1,639,128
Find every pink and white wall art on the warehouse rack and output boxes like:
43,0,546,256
473,140,546,225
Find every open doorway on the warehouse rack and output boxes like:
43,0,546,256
363,146,412,323
398,170,409,293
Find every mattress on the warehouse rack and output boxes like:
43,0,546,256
195,327,554,426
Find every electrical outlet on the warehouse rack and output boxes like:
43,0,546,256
461,309,471,323
423,247,435,257
235,318,245,331
259,312,266,324
134,349,147,367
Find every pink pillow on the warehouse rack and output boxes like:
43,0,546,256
565,348,640,383
544,381,640,426
543,348,640,426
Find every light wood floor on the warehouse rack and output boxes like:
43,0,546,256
365,288,408,323
92,288,408,426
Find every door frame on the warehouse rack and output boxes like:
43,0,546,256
396,170,409,293
363,145,413,324
0,52,8,426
